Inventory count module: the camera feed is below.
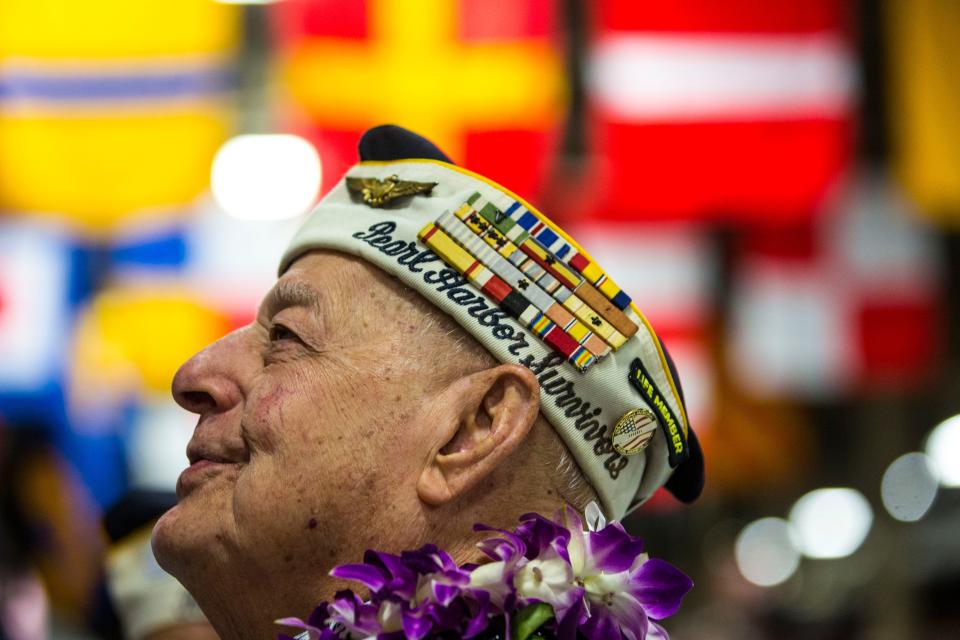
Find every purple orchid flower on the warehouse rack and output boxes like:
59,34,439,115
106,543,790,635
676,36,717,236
509,513,584,620
325,590,384,638
467,523,530,612
563,504,693,640
275,601,341,640
331,550,419,603
278,501,692,640
402,544,471,607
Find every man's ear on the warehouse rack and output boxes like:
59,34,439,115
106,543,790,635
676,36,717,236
417,364,540,507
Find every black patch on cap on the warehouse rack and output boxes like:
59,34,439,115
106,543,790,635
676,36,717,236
629,357,688,468
358,124,453,164
660,345,705,503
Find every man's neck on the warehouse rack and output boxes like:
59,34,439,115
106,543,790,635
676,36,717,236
192,504,572,638
188,571,329,640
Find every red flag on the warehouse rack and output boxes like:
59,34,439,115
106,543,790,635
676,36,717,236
585,0,855,224
727,173,941,397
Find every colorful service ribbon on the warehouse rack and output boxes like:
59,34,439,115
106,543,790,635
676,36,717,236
418,193,639,372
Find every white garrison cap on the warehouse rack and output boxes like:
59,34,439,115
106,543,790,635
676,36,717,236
280,126,703,520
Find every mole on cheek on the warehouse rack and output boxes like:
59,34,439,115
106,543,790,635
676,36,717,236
307,517,318,530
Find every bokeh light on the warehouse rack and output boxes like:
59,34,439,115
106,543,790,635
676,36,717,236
925,415,960,487
734,517,801,587
210,134,321,220
881,452,939,522
789,488,873,559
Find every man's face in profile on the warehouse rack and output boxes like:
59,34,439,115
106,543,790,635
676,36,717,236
152,251,447,602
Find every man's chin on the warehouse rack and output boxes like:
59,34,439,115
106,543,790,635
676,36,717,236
151,499,227,579
151,503,189,574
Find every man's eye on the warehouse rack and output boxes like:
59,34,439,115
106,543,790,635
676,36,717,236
269,324,298,343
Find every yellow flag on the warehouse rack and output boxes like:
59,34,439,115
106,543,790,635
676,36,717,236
887,0,960,223
0,0,240,238
70,286,232,404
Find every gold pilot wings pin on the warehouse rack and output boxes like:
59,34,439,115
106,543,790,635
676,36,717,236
418,192,638,372
346,174,438,207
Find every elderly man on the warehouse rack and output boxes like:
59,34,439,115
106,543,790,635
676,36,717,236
151,126,703,639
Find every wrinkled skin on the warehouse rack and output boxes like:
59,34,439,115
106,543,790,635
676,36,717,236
152,250,548,639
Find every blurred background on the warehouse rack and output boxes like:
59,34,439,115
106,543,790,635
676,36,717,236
1,0,958,638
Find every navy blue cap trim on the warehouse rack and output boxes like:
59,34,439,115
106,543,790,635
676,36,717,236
358,124,453,164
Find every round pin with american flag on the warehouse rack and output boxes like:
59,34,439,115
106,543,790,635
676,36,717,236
612,408,659,456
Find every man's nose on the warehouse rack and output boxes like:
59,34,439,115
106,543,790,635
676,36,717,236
172,330,249,417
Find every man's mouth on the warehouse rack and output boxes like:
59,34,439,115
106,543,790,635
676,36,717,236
176,455,240,498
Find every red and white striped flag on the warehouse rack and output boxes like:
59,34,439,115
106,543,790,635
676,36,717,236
727,172,941,398
585,0,855,223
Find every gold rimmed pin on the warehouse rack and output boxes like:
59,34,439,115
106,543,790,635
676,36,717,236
346,174,438,208
612,408,658,456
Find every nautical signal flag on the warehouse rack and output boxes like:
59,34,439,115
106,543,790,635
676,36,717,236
585,0,855,224
68,285,234,419
0,222,70,394
273,0,565,199
0,0,240,239
727,172,941,398
887,0,960,224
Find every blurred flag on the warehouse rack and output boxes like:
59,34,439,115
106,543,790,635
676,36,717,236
585,0,855,223
728,172,941,398
728,222,851,397
0,0,240,239
110,226,189,274
833,174,941,387
0,222,69,394
183,197,301,319
887,0,960,222
69,286,233,414
273,0,565,198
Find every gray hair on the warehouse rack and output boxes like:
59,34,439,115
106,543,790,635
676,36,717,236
550,433,600,511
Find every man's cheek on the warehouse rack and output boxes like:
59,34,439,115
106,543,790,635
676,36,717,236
244,383,303,451
234,462,315,528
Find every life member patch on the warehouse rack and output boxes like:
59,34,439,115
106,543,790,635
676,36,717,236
628,358,688,468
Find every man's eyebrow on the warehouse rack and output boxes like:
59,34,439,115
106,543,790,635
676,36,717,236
262,280,324,317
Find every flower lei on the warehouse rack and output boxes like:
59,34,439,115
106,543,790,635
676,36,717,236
277,502,692,640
